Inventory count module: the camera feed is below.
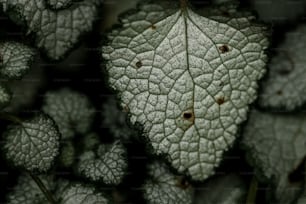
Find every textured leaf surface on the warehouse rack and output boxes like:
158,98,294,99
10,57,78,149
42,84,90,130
0,84,11,108
143,161,194,204
102,2,269,180
194,173,246,204
77,141,127,184
0,42,35,79
46,0,72,10
58,183,108,204
259,25,306,111
42,89,94,139
6,174,54,204
0,0,101,60
3,113,60,172
241,110,306,203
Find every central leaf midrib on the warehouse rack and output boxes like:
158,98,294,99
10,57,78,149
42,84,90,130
182,9,195,116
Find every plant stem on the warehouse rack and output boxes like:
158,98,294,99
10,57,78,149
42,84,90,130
0,112,23,124
246,176,258,204
29,172,57,204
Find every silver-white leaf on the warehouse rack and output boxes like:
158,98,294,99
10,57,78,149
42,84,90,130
102,2,269,180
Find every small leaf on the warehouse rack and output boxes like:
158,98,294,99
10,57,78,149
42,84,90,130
6,174,54,204
77,141,127,185
143,161,194,204
102,1,269,180
42,88,95,139
58,183,108,204
0,42,35,79
3,113,60,172
241,110,306,203
0,0,102,60
259,24,306,111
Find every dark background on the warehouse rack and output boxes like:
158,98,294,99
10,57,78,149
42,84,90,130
1,0,306,203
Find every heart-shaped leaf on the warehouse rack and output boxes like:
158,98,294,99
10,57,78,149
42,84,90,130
77,141,127,185
102,1,269,180
3,113,60,172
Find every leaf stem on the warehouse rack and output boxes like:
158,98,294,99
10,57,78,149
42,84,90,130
29,172,57,204
0,112,23,124
246,176,258,204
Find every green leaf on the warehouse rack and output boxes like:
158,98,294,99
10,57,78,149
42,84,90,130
77,141,127,185
3,113,60,172
143,161,194,204
1,0,101,60
6,174,55,204
259,24,306,111
241,110,306,203
42,88,95,139
58,183,108,204
0,42,35,79
102,2,269,180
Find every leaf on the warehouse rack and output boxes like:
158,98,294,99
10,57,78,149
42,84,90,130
0,0,101,60
0,84,11,109
102,97,138,141
102,2,269,180
143,161,194,204
194,173,247,204
259,25,306,111
81,132,99,151
42,88,95,139
58,141,75,168
241,110,306,203
77,141,127,185
57,183,108,204
3,113,60,172
6,174,55,204
0,42,35,79
46,0,72,10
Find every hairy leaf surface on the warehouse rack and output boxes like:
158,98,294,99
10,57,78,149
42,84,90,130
3,113,60,172
0,0,101,60
143,161,194,204
102,2,269,180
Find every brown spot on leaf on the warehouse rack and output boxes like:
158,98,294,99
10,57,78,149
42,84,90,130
216,97,225,105
151,24,156,30
122,105,129,113
136,61,142,68
219,45,229,53
183,112,192,119
176,176,190,190
276,90,283,95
